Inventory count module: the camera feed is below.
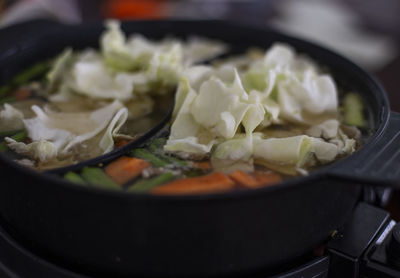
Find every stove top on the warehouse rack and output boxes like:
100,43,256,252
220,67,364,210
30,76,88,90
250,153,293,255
0,203,399,278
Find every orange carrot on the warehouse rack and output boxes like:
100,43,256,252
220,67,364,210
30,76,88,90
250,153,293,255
151,172,235,195
12,88,31,101
192,161,212,171
253,171,282,187
229,170,259,188
104,156,150,185
230,170,282,189
114,139,135,148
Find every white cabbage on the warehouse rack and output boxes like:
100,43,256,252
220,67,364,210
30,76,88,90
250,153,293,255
310,138,339,163
67,50,138,101
5,138,58,162
253,135,313,167
329,128,356,156
164,137,216,158
241,43,338,126
169,79,200,139
33,21,356,173
253,135,342,167
99,107,129,153
183,36,228,65
165,78,217,157
306,119,340,139
211,134,255,173
180,65,213,92
101,20,151,71
146,42,183,89
264,43,295,68
260,97,281,126
22,100,127,161
191,69,263,138
306,120,356,158
163,42,357,173
277,71,338,125
47,48,73,93
0,104,24,130
47,20,228,105
15,158,35,168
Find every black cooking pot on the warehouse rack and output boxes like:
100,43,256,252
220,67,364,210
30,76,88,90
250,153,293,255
0,20,399,278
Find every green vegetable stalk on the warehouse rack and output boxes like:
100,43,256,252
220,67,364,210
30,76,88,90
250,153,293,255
0,62,49,100
157,153,188,167
148,138,167,152
0,96,16,105
0,85,10,98
0,130,27,152
131,148,168,167
127,172,175,193
64,172,87,185
10,130,27,142
343,93,366,127
12,62,49,86
0,129,24,137
147,138,188,167
81,167,120,190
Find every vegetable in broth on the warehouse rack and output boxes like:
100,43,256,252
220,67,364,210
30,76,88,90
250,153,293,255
0,20,367,194
0,20,227,170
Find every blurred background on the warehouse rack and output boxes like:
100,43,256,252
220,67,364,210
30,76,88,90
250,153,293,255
0,0,399,111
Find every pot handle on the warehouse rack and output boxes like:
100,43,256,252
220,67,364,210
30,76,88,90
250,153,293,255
327,111,400,188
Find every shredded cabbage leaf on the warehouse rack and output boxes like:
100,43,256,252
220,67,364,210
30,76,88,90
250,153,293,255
0,104,24,130
9,100,128,163
165,43,357,173
48,20,228,103
2,20,231,169
5,138,58,162
46,48,73,94
183,36,228,65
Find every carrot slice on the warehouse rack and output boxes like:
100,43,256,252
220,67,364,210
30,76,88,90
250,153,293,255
229,170,259,188
151,172,235,195
12,88,31,101
253,171,282,187
114,139,134,148
191,161,212,171
230,170,282,189
104,156,150,185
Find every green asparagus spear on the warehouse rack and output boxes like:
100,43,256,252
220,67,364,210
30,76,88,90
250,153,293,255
131,148,168,167
0,85,10,98
12,62,49,86
343,93,366,128
0,96,16,105
11,130,27,142
81,167,120,190
157,153,188,167
0,130,27,152
127,172,175,193
64,172,87,185
148,138,167,152
0,129,24,138
148,138,188,167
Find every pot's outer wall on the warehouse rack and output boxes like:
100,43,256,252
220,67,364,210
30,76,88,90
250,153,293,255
0,161,360,277
0,20,383,277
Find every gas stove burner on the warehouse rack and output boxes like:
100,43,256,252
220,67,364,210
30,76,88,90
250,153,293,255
0,203,398,278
